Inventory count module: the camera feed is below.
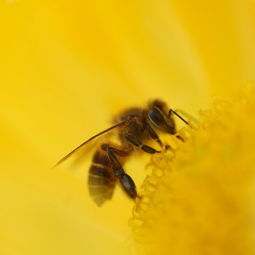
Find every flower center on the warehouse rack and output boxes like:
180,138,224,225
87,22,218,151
130,87,255,255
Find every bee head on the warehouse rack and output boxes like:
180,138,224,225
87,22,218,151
147,99,176,134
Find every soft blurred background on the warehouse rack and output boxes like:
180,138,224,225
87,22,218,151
0,0,255,254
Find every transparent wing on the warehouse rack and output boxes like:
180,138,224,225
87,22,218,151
53,120,128,168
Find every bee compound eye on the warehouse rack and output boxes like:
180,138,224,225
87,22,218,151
148,108,165,127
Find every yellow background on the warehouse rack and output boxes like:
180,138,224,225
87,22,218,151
0,0,255,254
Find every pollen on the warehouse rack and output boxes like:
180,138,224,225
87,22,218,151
130,87,255,255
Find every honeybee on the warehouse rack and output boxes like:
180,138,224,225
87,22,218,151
55,99,189,206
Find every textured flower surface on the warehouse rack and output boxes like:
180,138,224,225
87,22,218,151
0,1,255,255
131,87,255,255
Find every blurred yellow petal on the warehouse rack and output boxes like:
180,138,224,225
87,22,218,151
171,0,255,95
0,0,255,254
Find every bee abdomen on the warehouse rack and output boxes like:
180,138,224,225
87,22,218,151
88,150,116,206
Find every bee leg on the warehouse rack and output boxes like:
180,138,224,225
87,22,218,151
102,144,137,199
146,122,163,147
101,144,130,157
118,172,137,199
125,134,161,154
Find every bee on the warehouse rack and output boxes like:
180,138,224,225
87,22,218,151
55,99,189,206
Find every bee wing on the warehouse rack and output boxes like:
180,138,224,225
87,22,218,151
53,120,128,168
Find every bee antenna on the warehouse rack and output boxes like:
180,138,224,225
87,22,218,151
168,109,190,126
52,120,129,168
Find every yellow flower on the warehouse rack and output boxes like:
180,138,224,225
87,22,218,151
131,87,255,254
0,1,254,255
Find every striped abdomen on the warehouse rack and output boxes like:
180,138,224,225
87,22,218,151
88,149,117,206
